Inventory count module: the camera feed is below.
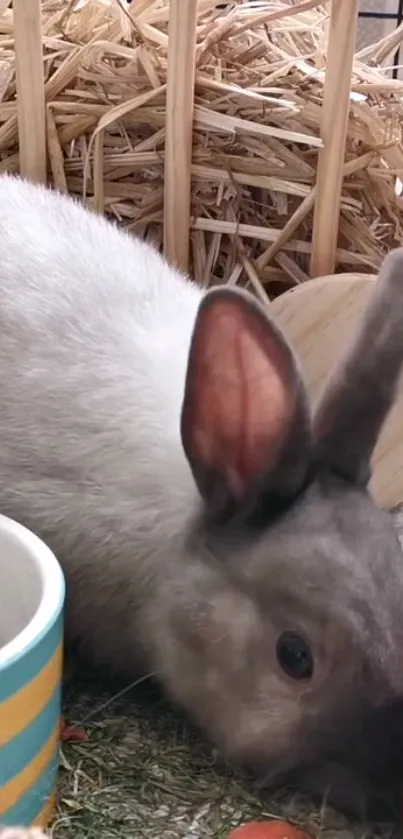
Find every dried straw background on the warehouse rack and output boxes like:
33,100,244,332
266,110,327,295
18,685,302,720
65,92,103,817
1,0,403,300
0,3,402,837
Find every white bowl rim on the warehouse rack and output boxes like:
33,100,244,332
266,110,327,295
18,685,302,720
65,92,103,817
0,513,65,671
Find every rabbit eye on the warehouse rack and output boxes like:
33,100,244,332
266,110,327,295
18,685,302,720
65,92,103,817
276,631,313,681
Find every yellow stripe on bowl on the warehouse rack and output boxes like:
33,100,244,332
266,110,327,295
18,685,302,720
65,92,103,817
32,789,57,827
0,645,62,746
0,720,60,816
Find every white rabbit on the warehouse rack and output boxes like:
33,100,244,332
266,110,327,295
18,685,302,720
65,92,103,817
0,174,403,819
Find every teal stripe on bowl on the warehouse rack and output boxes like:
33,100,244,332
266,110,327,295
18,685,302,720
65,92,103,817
0,685,61,786
0,611,63,702
0,744,59,827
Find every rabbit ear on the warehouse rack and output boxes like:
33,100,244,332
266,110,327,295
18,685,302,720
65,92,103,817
181,287,312,519
313,248,403,485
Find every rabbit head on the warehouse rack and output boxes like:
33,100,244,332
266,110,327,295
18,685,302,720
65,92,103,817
155,249,403,820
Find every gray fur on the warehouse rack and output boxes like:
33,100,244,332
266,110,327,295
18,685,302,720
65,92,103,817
0,174,403,818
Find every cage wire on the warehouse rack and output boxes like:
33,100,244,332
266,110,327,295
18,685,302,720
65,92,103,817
359,0,403,77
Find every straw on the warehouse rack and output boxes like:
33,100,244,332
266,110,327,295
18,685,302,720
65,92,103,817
13,0,46,184
310,0,359,277
1,0,402,295
163,0,198,272
46,105,67,193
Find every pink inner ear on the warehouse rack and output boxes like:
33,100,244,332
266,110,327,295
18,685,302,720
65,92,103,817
186,299,297,499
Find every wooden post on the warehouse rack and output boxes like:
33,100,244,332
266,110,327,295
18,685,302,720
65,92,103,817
310,0,358,277
163,0,198,273
14,0,47,184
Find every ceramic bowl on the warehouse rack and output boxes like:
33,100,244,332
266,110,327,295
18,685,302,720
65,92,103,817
0,514,65,826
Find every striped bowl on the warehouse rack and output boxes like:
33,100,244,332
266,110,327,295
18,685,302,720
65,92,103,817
0,514,65,827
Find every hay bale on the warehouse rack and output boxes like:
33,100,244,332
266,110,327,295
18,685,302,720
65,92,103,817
0,0,402,297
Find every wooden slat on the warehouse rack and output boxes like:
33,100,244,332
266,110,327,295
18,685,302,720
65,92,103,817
163,0,198,272
14,0,47,184
310,0,358,277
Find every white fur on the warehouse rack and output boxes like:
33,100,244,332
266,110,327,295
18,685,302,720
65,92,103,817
0,175,203,666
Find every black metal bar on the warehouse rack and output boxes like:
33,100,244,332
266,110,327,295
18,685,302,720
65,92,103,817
391,0,403,78
358,11,398,18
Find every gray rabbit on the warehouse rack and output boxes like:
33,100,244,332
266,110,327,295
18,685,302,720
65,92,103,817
0,173,403,819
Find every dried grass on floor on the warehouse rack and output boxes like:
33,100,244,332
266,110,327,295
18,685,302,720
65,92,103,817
0,0,403,298
58,674,382,839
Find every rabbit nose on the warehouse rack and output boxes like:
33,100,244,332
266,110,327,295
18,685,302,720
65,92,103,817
305,698,403,822
297,760,402,822
264,698,403,822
